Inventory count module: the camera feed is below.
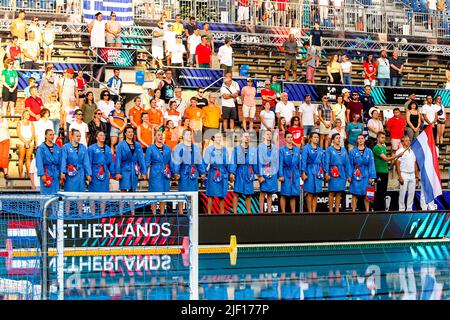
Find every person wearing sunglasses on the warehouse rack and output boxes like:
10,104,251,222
27,17,42,46
87,109,107,146
69,109,89,146
106,12,122,48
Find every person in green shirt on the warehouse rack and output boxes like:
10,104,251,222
270,74,282,99
1,58,19,117
346,113,364,151
372,131,403,211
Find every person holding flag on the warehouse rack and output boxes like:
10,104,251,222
146,128,173,214
301,132,324,213
257,130,279,214
324,133,352,213
229,132,257,214
36,129,61,195
203,132,229,214
348,134,377,212
278,132,301,213
396,135,420,211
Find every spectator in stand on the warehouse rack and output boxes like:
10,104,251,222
346,91,362,125
107,69,123,103
62,97,79,134
6,36,22,68
194,87,209,108
97,90,115,144
147,99,164,131
270,75,282,98
128,97,144,129
288,116,304,148
141,87,155,110
360,85,375,121
403,93,416,110
173,14,184,36
39,65,57,105
445,62,450,89
159,70,176,104
10,10,26,45
372,131,403,211
332,95,346,129
25,86,44,121
81,91,96,124
106,12,122,48
22,31,40,69
276,92,297,124
302,42,318,84
58,68,77,111
69,109,89,146
24,77,36,98
376,50,390,87
42,21,55,61
283,33,299,81
195,35,212,68
169,87,187,117
278,117,288,147
168,35,186,81
88,12,106,52
427,0,437,30
109,101,127,149
318,0,329,24
317,95,334,149
328,119,346,148
346,113,364,151
389,49,404,87
184,17,197,37
298,94,317,139
1,59,18,117
309,21,322,64
45,93,62,135
151,21,165,69
241,78,257,132
217,38,233,75
202,93,221,134
153,88,166,111
200,22,214,52
137,112,154,153
341,55,352,85
363,53,376,87
260,101,276,134
0,112,10,179
184,97,204,144
327,54,343,84
237,0,251,25
163,23,176,58
435,95,446,145
163,120,179,150
405,101,421,141
16,110,35,178
261,80,277,111
88,109,107,146
75,70,88,108
367,107,383,149
221,77,240,131
187,27,201,68
34,108,53,146
396,135,419,211
386,108,406,152
421,95,439,140
27,17,42,46
164,101,182,128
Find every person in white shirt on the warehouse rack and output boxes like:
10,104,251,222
58,68,77,110
152,21,165,68
27,17,42,46
275,92,296,124
29,155,40,190
187,27,201,68
395,135,418,211
217,38,233,75
69,109,89,146
168,35,186,66
341,55,353,85
427,0,437,30
421,95,439,140
260,101,276,133
163,23,176,59
22,30,40,69
169,87,187,117
34,108,53,146
318,0,329,24
220,77,240,130
298,94,317,137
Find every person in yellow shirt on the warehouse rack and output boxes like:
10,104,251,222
183,97,203,145
172,14,185,36
202,93,221,149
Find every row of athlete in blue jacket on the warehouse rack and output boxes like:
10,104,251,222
35,126,377,214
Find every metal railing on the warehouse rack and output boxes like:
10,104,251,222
0,0,82,15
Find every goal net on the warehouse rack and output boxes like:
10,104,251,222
0,192,199,300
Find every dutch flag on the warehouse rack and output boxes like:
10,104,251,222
83,0,134,26
410,126,443,204
7,221,39,246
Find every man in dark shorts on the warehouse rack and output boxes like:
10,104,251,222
220,77,240,131
283,33,299,81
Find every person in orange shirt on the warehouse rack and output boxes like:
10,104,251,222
109,101,127,149
164,100,182,127
163,120,179,150
202,93,221,149
147,99,164,131
128,96,144,129
137,112,154,154
183,97,203,145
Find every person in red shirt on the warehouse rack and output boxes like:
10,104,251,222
386,107,406,152
25,86,43,121
363,53,376,87
288,116,304,147
346,91,363,124
260,80,277,111
7,36,22,68
195,35,211,68
75,70,88,108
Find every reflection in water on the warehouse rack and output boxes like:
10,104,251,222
0,244,448,300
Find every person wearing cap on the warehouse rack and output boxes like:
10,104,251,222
106,12,122,48
217,38,233,75
88,12,106,50
22,31,40,69
367,107,383,149
187,27,201,68
283,33,299,82
152,21,165,69
196,35,212,68
58,68,78,112
261,80,277,111
241,78,257,132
